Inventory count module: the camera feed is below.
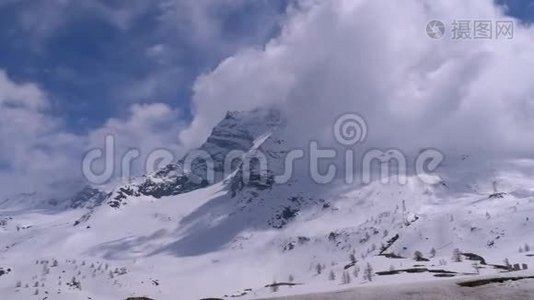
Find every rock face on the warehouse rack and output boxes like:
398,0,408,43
69,187,109,209
107,108,285,208
88,108,327,230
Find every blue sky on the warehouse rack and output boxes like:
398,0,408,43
0,0,530,134
0,0,288,133
498,0,534,22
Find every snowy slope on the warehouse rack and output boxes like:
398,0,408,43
1,110,534,300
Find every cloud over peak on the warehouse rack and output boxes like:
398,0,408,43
183,0,534,160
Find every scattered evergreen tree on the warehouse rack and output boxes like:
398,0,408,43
414,250,424,261
328,270,336,281
316,263,323,275
452,248,462,262
342,271,351,284
504,258,511,270
430,247,437,258
353,265,360,278
270,281,278,293
363,263,373,281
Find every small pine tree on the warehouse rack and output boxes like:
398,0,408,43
316,263,323,275
452,248,462,262
364,263,373,281
328,270,336,281
349,253,357,263
414,250,424,261
270,281,278,293
525,243,531,252
342,271,351,284
430,247,437,258
353,265,360,278
504,258,511,270
288,274,294,282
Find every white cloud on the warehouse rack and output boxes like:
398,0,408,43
0,71,47,109
0,70,83,200
0,70,185,202
182,0,534,161
87,102,186,179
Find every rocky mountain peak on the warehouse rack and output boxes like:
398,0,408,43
106,108,286,207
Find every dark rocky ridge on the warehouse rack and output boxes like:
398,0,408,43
106,108,284,207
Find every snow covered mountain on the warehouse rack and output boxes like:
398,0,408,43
1,109,534,300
